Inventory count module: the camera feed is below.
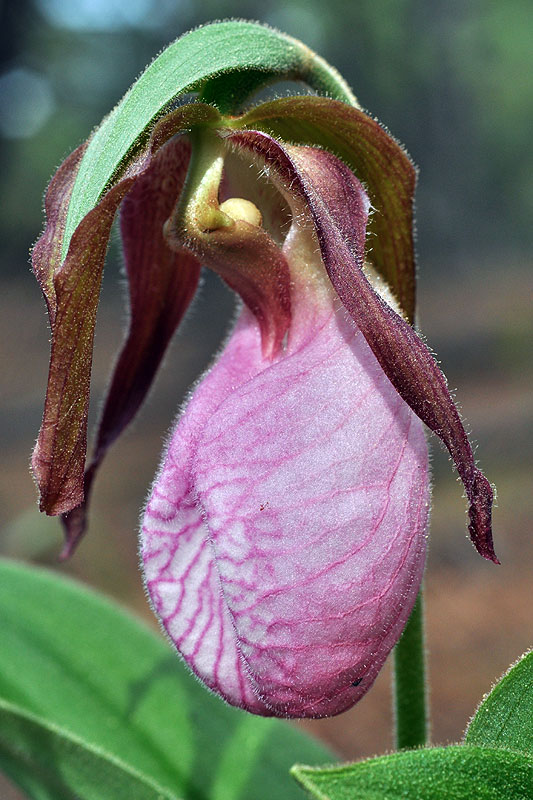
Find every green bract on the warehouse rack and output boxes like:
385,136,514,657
465,649,533,755
293,747,533,800
63,20,357,254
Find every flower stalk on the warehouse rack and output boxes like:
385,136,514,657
393,590,428,749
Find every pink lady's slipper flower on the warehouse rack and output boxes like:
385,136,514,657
31,23,495,719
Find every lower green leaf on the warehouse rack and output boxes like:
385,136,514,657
0,699,177,800
292,746,533,800
0,557,333,800
465,649,533,755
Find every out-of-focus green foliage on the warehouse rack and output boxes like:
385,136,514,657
0,557,333,799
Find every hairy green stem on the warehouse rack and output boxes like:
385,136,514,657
393,589,428,749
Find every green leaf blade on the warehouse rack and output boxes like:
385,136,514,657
465,649,533,756
0,557,333,800
64,20,356,255
292,746,533,800
0,699,178,800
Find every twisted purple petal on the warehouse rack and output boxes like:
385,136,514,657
227,130,496,563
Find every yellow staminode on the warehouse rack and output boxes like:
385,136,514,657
219,197,262,227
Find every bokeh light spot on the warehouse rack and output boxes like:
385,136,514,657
0,68,54,139
38,0,153,31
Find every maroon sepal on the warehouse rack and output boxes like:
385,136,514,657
32,104,216,554
241,96,418,322
227,130,497,563
60,137,201,555
32,165,136,517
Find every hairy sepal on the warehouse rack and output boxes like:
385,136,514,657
227,130,496,563
60,137,201,553
241,96,417,322
32,105,212,552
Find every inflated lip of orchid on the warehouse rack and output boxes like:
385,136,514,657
31,21,496,719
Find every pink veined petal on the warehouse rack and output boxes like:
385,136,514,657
141,276,430,717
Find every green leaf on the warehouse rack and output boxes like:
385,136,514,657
465,649,533,755
0,558,333,800
0,699,177,800
292,745,533,800
63,20,356,257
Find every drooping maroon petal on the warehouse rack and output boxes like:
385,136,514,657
32,143,88,323
102,137,199,464
240,96,417,322
32,103,216,546
32,174,137,518
226,130,496,563
61,137,201,553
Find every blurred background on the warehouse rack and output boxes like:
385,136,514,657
1,0,532,794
